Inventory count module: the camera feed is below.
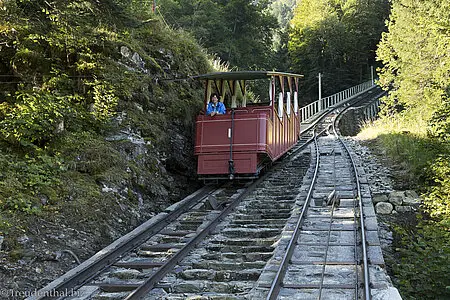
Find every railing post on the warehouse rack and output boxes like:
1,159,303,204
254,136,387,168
318,73,322,112
371,66,374,85
299,79,375,123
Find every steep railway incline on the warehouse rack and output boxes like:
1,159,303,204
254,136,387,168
248,100,399,299
252,126,389,299
30,86,398,300
140,155,309,299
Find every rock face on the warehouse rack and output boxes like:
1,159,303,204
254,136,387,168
0,46,205,296
338,108,362,136
120,46,147,73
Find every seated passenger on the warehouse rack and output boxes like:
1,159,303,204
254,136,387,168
206,93,226,116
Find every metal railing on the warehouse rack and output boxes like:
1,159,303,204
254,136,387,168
300,80,374,122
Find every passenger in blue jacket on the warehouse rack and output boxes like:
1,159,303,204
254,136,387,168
206,93,226,116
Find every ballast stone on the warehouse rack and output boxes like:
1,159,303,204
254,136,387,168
372,194,388,204
375,202,394,214
388,191,404,206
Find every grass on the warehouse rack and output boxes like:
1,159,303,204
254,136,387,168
357,115,450,299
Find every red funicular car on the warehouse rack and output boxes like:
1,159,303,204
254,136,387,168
194,71,304,180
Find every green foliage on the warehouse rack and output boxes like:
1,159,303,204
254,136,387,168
88,80,119,122
359,117,450,298
0,91,75,146
424,155,450,228
0,150,64,213
0,0,211,147
359,126,450,298
289,0,389,100
158,0,278,69
0,0,211,220
270,0,299,70
0,214,12,235
58,131,127,179
392,223,450,299
271,0,298,29
376,0,450,137
429,95,450,142
362,131,447,186
373,4,450,295
0,0,125,146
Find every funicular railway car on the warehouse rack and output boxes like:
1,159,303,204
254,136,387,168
194,71,304,179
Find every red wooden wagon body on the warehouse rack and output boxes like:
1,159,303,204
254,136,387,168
194,71,303,179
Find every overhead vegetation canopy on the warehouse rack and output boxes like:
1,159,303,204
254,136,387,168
158,0,278,70
289,0,390,99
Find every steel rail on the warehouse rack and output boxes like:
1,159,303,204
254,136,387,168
124,180,260,299
266,129,320,300
28,185,217,300
32,87,382,300
317,148,339,299
328,122,361,299
299,87,383,141
333,108,371,300
265,89,380,299
351,154,360,300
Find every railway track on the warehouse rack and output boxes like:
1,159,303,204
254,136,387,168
31,139,312,300
30,86,388,300
254,112,377,299
143,154,311,299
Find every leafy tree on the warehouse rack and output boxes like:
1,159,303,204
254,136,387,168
289,0,389,101
158,0,278,69
377,0,450,140
271,0,298,29
270,0,299,71
0,0,210,149
0,0,211,215
376,2,450,298
0,0,119,147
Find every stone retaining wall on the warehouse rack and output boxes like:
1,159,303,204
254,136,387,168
373,190,422,215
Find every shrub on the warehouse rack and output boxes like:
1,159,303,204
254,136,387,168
393,223,450,299
0,151,64,213
425,155,450,228
0,91,75,147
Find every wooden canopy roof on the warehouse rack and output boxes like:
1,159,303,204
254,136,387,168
192,71,304,81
